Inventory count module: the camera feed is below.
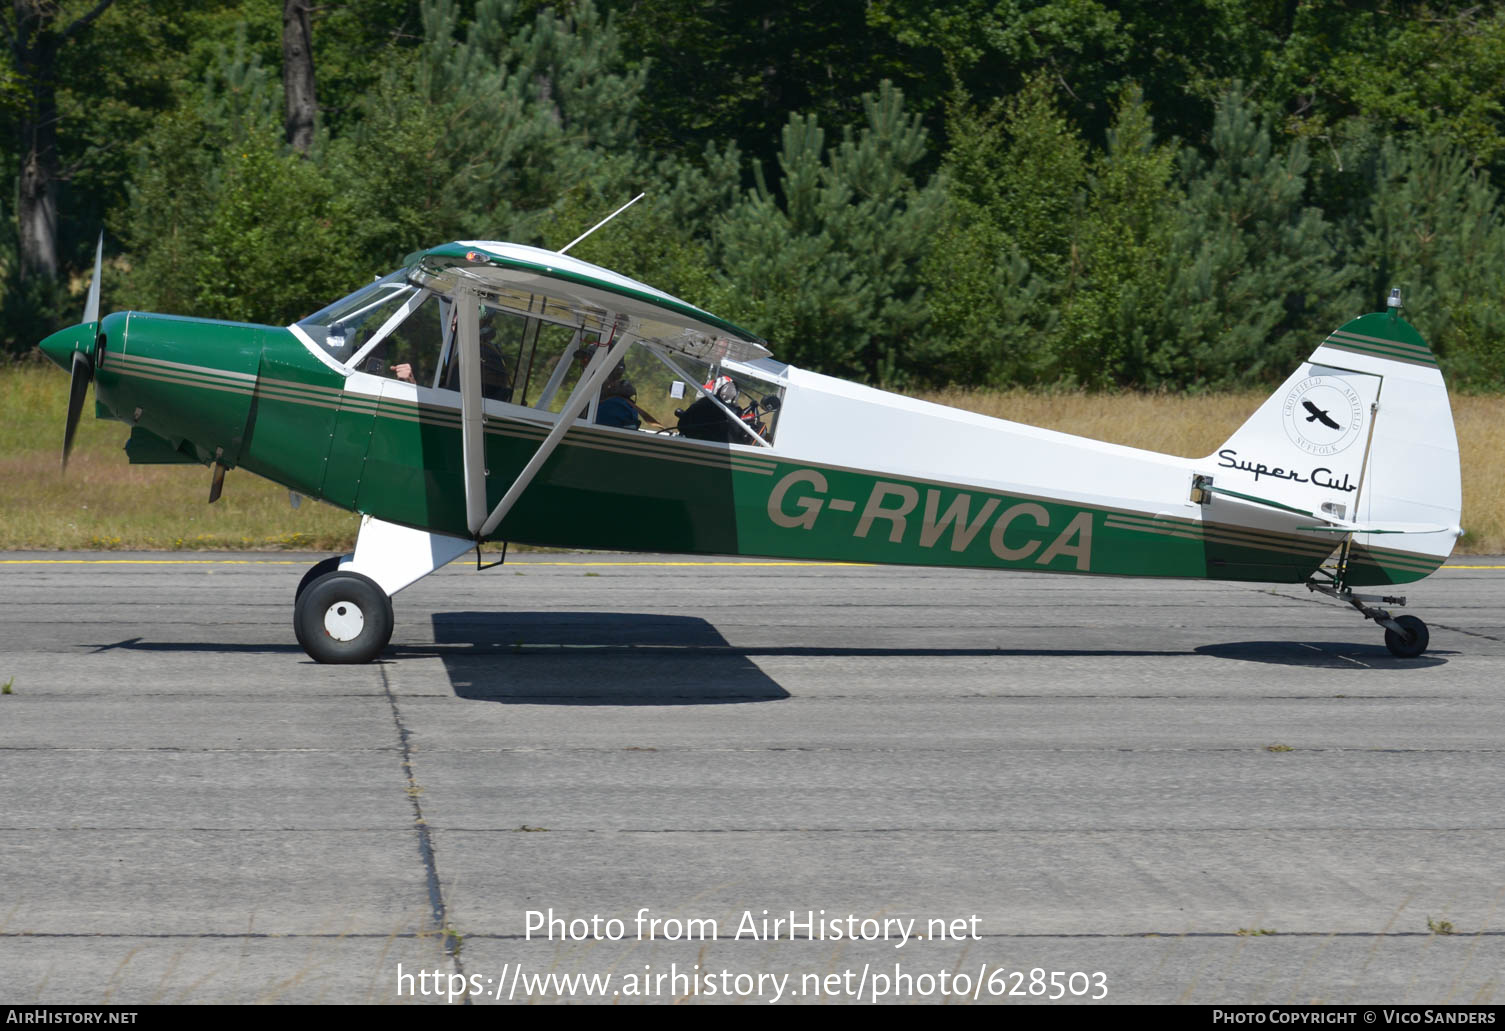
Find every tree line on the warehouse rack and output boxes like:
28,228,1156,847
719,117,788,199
3,0,1504,390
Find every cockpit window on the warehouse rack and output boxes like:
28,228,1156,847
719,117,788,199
296,273,784,442
297,270,418,364
356,292,445,385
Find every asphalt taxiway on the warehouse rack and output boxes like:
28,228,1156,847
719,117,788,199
1,553,1502,1004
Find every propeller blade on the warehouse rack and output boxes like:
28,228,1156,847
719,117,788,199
83,232,103,326
62,351,94,470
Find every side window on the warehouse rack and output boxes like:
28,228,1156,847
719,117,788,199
434,306,533,403
527,325,594,414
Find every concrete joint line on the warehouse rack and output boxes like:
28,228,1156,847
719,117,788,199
381,664,468,1002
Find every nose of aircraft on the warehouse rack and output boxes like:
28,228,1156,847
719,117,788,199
39,323,93,371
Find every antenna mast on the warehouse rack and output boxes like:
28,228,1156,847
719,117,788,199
558,193,646,255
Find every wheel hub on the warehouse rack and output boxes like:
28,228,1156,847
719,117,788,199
323,600,365,641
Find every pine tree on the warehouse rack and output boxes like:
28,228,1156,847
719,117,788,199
711,82,942,384
1356,139,1505,386
1048,86,1179,387
919,86,1056,386
1159,87,1352,387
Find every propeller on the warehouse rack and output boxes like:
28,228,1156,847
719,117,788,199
61,351,93,470
60,233,104,471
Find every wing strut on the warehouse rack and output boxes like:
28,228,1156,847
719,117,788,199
477,329,633,539
456,287,634,538
458,292,489,534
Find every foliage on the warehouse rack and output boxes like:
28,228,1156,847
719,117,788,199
1155,87,1353,387
1351,139,1505,386
708,82,943,385
1050,86,1179,387
6,0,1505,392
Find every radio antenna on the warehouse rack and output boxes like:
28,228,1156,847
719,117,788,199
558,193,646,255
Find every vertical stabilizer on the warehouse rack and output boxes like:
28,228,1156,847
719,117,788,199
1204,304,1461,585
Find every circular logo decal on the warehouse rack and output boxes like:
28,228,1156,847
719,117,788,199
1282,376,1364,456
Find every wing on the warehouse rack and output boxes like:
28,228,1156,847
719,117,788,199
408,241,771,365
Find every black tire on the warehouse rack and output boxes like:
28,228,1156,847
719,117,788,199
1384,614,1429,659
296,556,344,604
294,571,394,664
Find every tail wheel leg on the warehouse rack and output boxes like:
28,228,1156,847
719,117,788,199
1307,583,1430,659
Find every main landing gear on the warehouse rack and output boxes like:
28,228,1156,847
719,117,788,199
1305,582,1430,658
294,569,394,664
291,516,478,664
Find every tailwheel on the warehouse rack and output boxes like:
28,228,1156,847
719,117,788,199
294,571,394,664
1384,614,1429,659
1308,582,1431,660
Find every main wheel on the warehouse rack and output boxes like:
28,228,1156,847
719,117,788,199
1384,614,1429,659
296,556,344,604
294,571,394,664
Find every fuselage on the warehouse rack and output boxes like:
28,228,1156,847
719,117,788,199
40,307,1417,587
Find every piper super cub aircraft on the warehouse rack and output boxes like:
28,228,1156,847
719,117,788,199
39,233,1462,663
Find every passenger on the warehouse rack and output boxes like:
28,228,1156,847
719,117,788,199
595,368,641,430
677,375,741,443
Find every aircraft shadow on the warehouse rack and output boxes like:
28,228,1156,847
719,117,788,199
1194,640,1449,669
395,611,792,705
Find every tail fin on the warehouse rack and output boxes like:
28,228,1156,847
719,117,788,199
1203,300,1462,585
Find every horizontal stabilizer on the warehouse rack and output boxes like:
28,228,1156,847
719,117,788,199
1202,484,1454,536
1296,521,1456,536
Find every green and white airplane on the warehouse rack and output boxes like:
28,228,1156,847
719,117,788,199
39,238,1462,663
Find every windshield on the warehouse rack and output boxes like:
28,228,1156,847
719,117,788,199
297,270,418,365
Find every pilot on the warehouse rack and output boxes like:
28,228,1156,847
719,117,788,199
434,322,513,401
677,375,741,443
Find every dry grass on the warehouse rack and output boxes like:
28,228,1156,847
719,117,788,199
1,364,358,551
1450,396,1505,554
916,387,1264,457
2,366,1499,553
